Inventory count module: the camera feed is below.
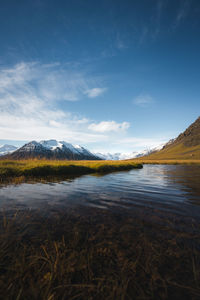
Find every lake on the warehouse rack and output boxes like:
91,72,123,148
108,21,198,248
0,164,200,299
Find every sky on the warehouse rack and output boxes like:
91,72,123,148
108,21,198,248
0,0,200,153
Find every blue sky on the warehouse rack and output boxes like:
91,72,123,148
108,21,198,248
0,0,200,152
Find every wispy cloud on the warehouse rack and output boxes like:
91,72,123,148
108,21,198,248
116,33,128,50
0,61,106,104
174,0,190,28
0,62,127,145
139,0,166,44
138,0,191,44
153,0,166,38
133,94,154,107
84,87,107,98
139,26,149,45
88,121,130,133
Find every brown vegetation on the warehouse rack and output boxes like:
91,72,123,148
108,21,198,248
0,207,200,299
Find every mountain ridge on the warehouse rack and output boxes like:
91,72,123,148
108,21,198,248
1,140,101,160
0,141,165,161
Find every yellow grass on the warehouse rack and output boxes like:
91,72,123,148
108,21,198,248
0,159,143,181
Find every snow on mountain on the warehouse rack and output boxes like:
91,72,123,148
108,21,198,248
0,144,18,156
0,140,165,160
94,152,138,160
94,144,165,160
73,144,95,157
40,140,96,156
40,140,64,150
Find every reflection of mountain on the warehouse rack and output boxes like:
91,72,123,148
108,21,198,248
1,140,101,160
144,117,200,160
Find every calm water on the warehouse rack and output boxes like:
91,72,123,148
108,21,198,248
1,164,200,299
0,164,200,220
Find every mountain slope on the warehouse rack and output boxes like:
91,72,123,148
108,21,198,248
2,140,101,160
143,117,200,160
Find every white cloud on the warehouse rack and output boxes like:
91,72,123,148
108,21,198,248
0,112,108,143
0,61,105,106
88,121,130,133
84,87,107,98
133,94,154,107
175,0,190,27
0,62,117,145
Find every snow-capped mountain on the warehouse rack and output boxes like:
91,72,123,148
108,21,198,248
94,152,138,160
0,140,165,160
0,144,18,156
94,144,165,160
2,140,101,160
133,144,165,158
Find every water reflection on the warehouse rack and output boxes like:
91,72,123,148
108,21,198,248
162,165,200,204
0,165,200,218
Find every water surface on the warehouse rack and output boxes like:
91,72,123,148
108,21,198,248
0,164,200,220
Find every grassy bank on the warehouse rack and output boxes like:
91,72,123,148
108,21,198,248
0,159,143,182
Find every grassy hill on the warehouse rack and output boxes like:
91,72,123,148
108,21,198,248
138,116,200,161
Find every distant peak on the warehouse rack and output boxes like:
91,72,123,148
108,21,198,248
27,141,39,145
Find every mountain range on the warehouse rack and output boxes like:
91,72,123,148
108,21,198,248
94,144,164,160
0,141,164,160
0,140,101,160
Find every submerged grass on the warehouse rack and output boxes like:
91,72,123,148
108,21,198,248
0,160,142,182
0,207,200,299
